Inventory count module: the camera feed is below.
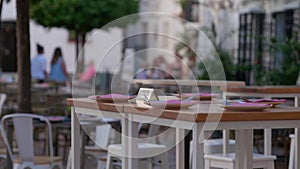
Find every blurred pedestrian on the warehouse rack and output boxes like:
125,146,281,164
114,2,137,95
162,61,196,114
79,61,96,82
49,47,68,83
31,43,47,83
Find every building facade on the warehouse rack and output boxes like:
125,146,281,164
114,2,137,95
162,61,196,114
187,0,300,84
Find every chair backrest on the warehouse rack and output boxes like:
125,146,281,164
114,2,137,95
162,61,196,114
137,123,160,144
94,124,112,149
0,93,7,116
0,113,54,164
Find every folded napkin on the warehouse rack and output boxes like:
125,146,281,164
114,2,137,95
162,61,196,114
88,94,130,99
229,102,269,107
150,100,194,104
243,99,287,103
181,93,214,97
46,116,66,122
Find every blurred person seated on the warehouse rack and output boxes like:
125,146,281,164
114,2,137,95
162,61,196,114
166,52,183,79
31,43,47,83
149,56,167,79
134,63,149,79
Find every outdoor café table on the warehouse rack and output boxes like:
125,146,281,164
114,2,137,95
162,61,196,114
130,79,246,167
221,85,300,155
67,98,300,169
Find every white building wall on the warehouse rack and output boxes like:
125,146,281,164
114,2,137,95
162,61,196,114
2,0,122,74
138,0,184,64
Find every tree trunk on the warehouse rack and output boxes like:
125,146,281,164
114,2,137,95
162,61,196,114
75,32,85,73
75,31,79,60
0,0,3,43
81,32,86,71
0,0,3,20
16,0,31,113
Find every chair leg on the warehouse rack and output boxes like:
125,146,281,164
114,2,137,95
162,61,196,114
52,162,63,169
158,152,169,169
228,162,234,169
204,159,210,169
97,160,106,169
106,152,113,169
266,161,275,169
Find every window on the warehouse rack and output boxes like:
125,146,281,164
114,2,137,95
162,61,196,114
182,0,199,22
237,6,300,85
271,9,300,70
237,12,265,84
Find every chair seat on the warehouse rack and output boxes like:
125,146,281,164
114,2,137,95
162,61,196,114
204,139,235,154
0,148,18,154
108,143,167,157
85,146,107,152
205,153,277,162
15,156,63,165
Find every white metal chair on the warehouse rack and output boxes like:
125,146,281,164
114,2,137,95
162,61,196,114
106,124,169,169
85,124,112,169
203,136,276,169
198,130,276,169
0,113,63,169
0,93,7,116
204,153,276,169
190,138,236,160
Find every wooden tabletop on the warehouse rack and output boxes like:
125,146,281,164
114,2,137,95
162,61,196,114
66,98,124,113
67,98,300,122
221,86,300,94
130,79,245,87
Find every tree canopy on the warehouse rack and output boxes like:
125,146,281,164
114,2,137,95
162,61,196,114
30,0,139,72
30,0,139,33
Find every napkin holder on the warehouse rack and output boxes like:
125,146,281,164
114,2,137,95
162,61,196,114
133,88,160,107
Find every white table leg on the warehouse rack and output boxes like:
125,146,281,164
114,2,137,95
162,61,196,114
223,129,229,154
222,93,230,154
71,108,80,169
295,97,299,107
128,115,139,169
295,128,300,169
264,128,272,155
235,129,253,169
122,117,128,168
192,124,204,169
295,98,299,169
264,96,272,155
176,128,185,169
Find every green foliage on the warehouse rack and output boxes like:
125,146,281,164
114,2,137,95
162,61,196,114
253,32,300,85
268,33,300,85
198,46,236,80
30,0,139,32
197,25,237,81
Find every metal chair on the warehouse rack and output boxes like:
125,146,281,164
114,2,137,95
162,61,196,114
85,124,112,169
204,153,276,169
0,93,8,168
203,135,276,169
0,113,63,169
0,93,7,117
106,124,169,169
